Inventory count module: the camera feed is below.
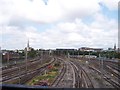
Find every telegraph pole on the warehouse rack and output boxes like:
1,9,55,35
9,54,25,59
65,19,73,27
88,51,90,65
72,50,74,58
68,52,70,59
7,52,9,66
18,66,21,84
101,55,104,87
0,47,2,68
99,54,101,69
25,48,28,74
25,39,29,74
78,50,79,58
99,53,104,87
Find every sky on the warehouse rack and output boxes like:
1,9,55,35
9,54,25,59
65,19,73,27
0,0,119,50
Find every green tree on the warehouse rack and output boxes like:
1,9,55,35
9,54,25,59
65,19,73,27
28,48,37,58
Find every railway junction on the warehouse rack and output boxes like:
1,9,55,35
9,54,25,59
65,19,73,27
1,54,120,88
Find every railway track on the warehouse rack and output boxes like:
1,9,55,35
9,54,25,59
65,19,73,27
2,59,42,76
70,60,94,88
51,59,67,87
84,58,120,87
2,57,45,72
89,66,120,88
69,61,80,88
2,60,43,79
105,62,120,72
104,64,119,81
3,67,46,84
73,58,120,88
2,58,55,84
2,57,41,70
90,59,120,88
81,67,94,88
2,57,52,81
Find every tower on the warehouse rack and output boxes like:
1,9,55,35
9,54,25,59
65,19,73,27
26,39,30,51
114,43,116,50
27,39,29,48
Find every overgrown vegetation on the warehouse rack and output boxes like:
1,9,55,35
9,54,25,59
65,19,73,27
27,62,61,86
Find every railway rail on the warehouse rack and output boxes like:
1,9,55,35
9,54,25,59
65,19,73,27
89,66,120,88
69,61,80,88
81,58,120,88
104,64,119,82
2,57,52,80
2,60,43,79
81,66,94,88
70,60,94,88
51,58,67,87
2,58,55,84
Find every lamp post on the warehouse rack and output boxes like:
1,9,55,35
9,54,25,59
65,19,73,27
72,50,74,58
25,48,28,74
0,47,2,68
88,51,90,65
49,50,51,56
99,53,101,69
25,47,28,74
25,39,30,74
18,66,21,84
7,52,9,66
40,51,42,59
101,55,104,87
78,51,79,59
68,52,70,59
99,53,104,87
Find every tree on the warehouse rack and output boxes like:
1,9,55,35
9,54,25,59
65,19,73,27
28,48,37,58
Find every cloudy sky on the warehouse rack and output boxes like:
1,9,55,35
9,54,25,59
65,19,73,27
0,0,119,50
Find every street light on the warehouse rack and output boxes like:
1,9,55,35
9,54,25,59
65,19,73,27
88,51,90,65
49,50,51,56
99,54,101,69
99,53,104,87
68,52,70,59
18,66,21,84
0,47,2,68
72,50,74,58
7,52,10,66
78,51,79,59
25,47,28,74
41,50,43,59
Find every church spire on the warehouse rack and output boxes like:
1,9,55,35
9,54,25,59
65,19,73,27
26,39,30,51
27,39,29,48
114,43,116,50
